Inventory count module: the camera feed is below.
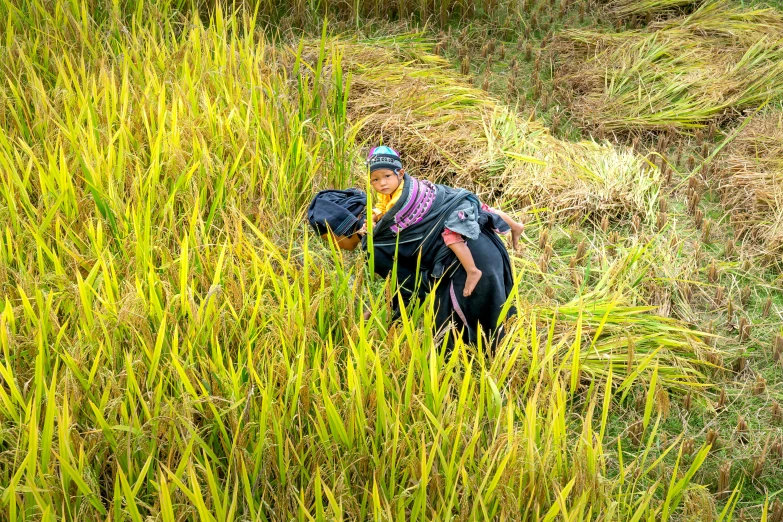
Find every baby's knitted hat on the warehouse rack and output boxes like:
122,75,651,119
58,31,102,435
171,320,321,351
366,146,403,173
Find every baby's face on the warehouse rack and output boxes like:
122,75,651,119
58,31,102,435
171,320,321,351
370,168,402,196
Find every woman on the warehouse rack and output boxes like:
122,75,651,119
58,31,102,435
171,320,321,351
307,174,515,348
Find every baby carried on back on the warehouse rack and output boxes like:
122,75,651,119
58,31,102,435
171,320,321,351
364,146,523,297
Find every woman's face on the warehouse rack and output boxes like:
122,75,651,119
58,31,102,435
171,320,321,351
321,231,361,251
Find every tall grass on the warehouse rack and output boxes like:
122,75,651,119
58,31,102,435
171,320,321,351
0,0,732,519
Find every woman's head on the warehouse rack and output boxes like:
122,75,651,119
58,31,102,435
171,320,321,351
307,188,366,250
367,146,404,194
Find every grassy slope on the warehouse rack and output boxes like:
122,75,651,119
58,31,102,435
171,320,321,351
272,0,783,512
320,0,782,514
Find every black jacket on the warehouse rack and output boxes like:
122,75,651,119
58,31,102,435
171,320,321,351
363,174,515,347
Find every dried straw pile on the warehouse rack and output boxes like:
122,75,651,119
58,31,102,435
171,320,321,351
601,0,703,20
718,112,783,252
302,35,660,220
554,1,783,134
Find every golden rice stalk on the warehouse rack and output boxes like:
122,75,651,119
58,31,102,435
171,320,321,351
0,3,731,520
602,0,703,20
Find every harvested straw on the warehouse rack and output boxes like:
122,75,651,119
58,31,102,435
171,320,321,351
706,428,719,448
735,417,749,444
553,1,783,134
717,111,783,252
773,402,783,424
309,35,661,220
716,388,727,409
763,297,772,318
601,0,703,21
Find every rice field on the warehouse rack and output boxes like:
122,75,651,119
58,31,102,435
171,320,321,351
1,0,783,520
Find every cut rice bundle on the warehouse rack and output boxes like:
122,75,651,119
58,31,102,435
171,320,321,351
602,0,704,20
718,112,783,252
554,1,783,134
302,35,661,220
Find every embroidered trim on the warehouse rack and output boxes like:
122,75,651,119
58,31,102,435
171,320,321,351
391,177,436,233
450,281,469,326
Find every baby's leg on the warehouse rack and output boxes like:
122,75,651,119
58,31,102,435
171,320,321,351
486,206,525,250
448,241,482,297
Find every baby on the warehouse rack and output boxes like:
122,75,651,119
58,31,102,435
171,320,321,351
364,146,523,297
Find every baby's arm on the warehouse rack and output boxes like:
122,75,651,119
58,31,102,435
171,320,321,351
482,204,524,250
443,230,482,297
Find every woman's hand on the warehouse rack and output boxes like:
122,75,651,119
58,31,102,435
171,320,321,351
357,222,368,236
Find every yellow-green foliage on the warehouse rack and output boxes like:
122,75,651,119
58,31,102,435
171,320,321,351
0,1,727,519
